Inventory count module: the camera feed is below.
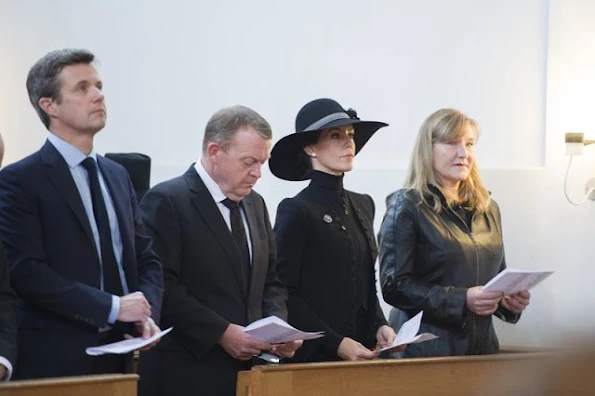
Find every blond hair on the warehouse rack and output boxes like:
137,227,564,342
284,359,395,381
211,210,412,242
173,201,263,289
404,108,490,213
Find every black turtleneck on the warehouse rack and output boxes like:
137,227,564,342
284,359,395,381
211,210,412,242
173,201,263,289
306,169,344,195
307,170,372,312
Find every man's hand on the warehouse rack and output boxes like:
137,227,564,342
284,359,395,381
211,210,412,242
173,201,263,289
218,324,272,361
124,318,161,352
271,340,303,359
0,364,6,381
466,286,503,316
337,337,378,361
501,290,531,314
117,291,151,323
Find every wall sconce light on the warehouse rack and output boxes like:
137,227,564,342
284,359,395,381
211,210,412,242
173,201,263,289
564,132,595,205
565,132,595,155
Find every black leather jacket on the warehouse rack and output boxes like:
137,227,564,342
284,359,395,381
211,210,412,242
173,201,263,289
378,187,519,357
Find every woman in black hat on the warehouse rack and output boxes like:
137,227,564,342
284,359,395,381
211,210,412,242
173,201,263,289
269,98,398,362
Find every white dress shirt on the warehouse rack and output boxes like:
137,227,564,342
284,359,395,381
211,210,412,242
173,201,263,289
194,159,253,261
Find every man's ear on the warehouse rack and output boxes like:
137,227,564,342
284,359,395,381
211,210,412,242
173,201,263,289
206,142,221,163
38,97,57,118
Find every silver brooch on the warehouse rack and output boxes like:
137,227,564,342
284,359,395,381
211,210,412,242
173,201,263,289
323,214,333,223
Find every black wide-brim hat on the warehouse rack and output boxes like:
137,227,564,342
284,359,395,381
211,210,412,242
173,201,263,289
269,98,388,181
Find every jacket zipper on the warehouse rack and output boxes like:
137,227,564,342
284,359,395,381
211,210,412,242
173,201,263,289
449,208,480,354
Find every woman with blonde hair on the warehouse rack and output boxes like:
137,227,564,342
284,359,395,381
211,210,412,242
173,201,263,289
378,108,530,357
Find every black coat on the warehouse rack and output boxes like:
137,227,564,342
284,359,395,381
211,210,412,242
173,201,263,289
378,187,519,357
274,171,387,362
138,166,288,396
0,241,16,378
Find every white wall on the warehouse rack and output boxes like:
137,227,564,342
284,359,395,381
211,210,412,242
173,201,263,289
0,0,546,168
0,0,592,347
497,0,595,345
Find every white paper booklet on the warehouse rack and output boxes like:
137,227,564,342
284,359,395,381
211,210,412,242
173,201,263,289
243,316,324,344
482,269,554,294
378,311,438,353
86,327,173,356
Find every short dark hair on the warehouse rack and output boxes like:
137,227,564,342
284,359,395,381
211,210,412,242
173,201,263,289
26,48,95,129
202,105,272,154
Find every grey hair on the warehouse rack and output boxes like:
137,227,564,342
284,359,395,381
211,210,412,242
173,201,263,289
26,48,95,129
202,105,272,154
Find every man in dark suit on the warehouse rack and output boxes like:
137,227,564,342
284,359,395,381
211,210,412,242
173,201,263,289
0,49,163,379
138,105,301,395
0,135,17,382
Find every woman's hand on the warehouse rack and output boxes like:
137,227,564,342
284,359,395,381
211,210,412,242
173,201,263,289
466,286,503,316
337,337,378,361
501,290,531,314
376,325,397,348
376,325,406,353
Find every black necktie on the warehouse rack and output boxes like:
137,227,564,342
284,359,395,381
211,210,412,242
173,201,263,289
221,198,251,284
81,157,124,296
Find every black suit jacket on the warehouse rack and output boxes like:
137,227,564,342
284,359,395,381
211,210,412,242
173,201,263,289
0,241,16,378
274,180,387,362
138,166,287,396
0,140,163,379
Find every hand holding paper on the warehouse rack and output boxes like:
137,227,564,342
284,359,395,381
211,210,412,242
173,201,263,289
338,337,378,361
127,318,162,352
378,311,437,353
86,327,173,356
501,290,531,314
243,316,324,344
466,286,503,316
270,339,303,359
219,323,272,361
240,316,319,363
376,325,397,347
482,269,553,294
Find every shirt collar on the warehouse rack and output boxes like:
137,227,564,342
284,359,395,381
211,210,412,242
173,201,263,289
194,159,227,204
47,133,98,168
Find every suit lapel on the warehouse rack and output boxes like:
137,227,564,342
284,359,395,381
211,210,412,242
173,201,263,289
41,141,95,245
184,167,248,294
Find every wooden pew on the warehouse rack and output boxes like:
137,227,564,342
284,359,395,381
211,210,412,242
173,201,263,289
0,374,138,396
237,348,556,396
